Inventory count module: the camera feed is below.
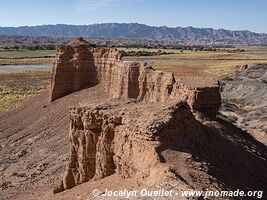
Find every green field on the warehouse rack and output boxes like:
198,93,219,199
0,50,56,58
0,50,56,65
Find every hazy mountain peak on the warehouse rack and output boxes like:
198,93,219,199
0,23,266,45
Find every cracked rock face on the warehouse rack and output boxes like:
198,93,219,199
51,38,221,113
51,38,222,193
54,100,204,192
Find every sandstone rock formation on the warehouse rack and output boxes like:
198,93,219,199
54,100,204,193
51,38,223,193
51,38,221,113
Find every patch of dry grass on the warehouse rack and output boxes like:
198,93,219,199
0,58,54,65
0,70,51,112
123,47,267,79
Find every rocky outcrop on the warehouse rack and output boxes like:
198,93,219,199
51,38,221,113
53,100,204,192
51,38,222,193
50,38,121,101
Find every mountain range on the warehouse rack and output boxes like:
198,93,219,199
0,23,267,45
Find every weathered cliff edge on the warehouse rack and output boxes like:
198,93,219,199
51,38,221,113
51,38,222,193
53,100,205,193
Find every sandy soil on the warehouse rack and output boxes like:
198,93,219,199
0,84,108,200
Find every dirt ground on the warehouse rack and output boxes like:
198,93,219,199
0,84,109,200
158,66,202,76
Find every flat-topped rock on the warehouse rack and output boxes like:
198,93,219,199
175,76,219,88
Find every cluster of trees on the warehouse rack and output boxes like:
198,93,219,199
120,50,175,57
0,35,69,50
121,44,245,52
225,49,245,53
0,35,245,53
0,45,56,50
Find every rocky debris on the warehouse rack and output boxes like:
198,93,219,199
51,38,221,113
220,63,267,145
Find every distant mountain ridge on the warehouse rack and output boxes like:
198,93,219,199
0,23,267,45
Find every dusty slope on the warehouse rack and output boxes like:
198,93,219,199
220,63,267,145
0,84,108,199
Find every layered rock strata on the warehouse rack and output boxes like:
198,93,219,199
54,100,203,192
52,38,222,193
51,38,221,113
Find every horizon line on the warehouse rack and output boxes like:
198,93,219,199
0,23,266,34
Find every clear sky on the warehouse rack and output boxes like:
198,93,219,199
0,0,266,33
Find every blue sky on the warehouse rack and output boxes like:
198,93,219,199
0,0,266,33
